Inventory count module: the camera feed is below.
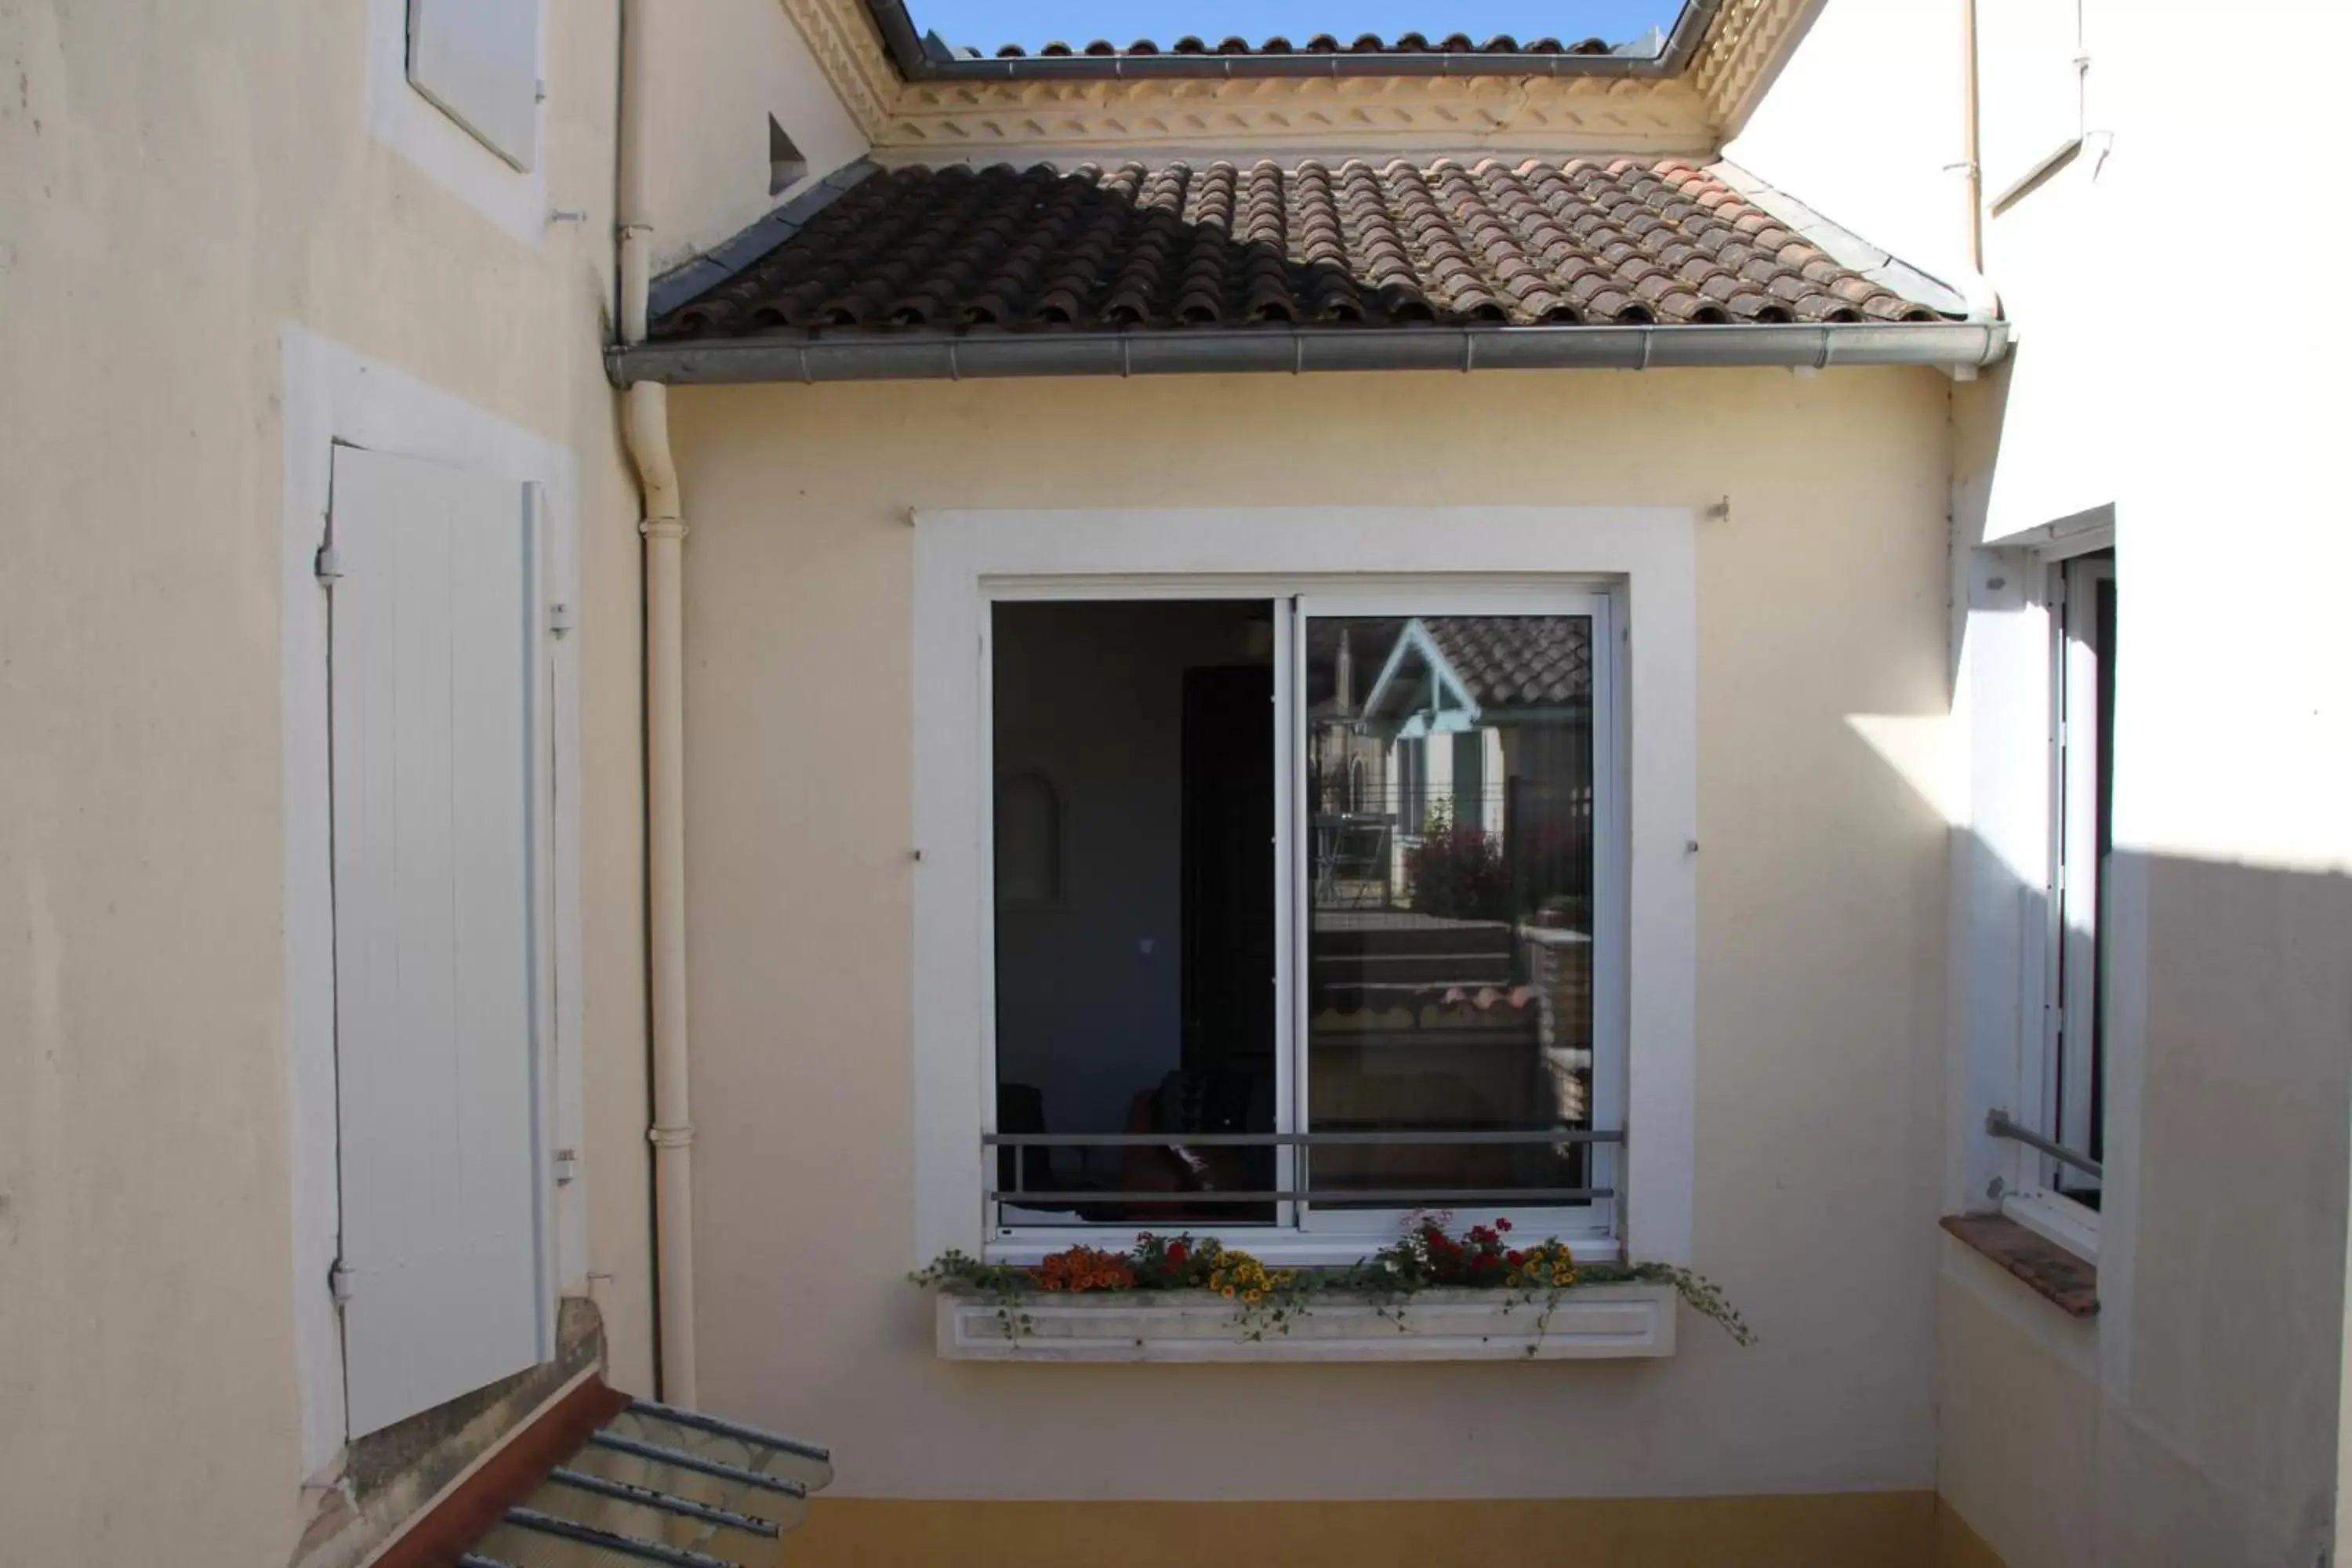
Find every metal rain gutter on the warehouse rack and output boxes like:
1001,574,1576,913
863,0,1724,82
611,321,2010,387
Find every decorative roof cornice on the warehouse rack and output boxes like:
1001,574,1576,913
779,0,1812,154
1686,0,1821,136
874,76,1714,162
781,0,899,136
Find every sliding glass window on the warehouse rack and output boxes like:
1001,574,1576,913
985,588,1621,1247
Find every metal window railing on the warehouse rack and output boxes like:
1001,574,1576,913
1985,1109,2103,1181
982,1128,1621,1208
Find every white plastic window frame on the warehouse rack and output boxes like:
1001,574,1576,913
982,586,1620,1257
909,508,1700,1274
1285,588,1624,1248
1999,534,2113,1265
364,0,550,248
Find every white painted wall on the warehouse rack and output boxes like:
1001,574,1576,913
1733,3,2352,1563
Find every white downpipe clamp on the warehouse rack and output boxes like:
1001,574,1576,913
648,1123,696,1148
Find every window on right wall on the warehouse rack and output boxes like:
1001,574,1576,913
2047,551,2114,1208
2005,546,2115,1248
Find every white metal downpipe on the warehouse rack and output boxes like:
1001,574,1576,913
1953,0,2002,326
617,0,697,1406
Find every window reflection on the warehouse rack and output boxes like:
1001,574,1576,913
1304,615,1597,1205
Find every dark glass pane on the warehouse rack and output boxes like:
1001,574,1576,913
991,600,1276,1225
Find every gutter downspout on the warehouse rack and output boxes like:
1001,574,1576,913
1934,0,1998,380
1959,0,1985,277
617,0,698,1408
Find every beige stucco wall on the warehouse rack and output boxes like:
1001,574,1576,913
1736,2,2352,1563
666,366,1955,1508
0,2,658,1561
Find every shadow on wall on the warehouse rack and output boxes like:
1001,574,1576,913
1951,847,2352,1567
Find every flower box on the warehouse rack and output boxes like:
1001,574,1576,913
934,1283,1678,1363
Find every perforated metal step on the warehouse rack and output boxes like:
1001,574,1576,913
459,1394,829,1567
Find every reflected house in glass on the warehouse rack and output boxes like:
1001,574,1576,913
1304,613,1599,1204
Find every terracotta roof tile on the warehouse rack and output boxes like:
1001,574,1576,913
650,157,1956,342
1423,618,1592,709
986,32,1620,60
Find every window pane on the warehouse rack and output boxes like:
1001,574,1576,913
2053,555,2113,1207
991,600,1276,1225
1304,615,1596,1207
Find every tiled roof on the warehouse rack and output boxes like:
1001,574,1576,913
1424,618,1592,709
650,156,1953,342
971,33,1621,59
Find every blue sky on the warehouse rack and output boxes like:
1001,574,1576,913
908,2,1684,53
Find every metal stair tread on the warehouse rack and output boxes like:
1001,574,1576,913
587,1431,809,1497
543,1467,781,1537
501,1504,743,1567
627,1397,833,1464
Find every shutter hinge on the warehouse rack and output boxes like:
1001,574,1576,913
328,1259,355,1307
549,601,575,637
554,1148,581,1185
314,545,343,583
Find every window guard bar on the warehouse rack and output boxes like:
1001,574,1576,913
988,1188,1612,1205
985,1130,1622,1207
984,1131,1623,1149
1985,1109,2103,1181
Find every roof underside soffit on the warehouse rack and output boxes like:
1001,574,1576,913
779,0,1820,159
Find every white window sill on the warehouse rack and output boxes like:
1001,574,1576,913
935,1284,1677,1363
2000,1191,2099,1265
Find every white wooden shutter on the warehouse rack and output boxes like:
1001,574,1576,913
407,0,542,171
1976,0,2082,203
328,445,546,1438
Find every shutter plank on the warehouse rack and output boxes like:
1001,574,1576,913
330,446,543,1438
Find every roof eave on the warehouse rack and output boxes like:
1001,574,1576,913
864,0,1724,83
610,321,2011,387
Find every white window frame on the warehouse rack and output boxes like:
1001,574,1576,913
911,508,1699,1272
2000,542,2112,1261
1287,588,1624,1247
365,0,549,247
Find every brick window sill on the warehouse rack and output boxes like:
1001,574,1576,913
1940,1214,2099,1318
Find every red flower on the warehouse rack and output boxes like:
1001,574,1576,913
1506,1250,1525,1267
1495,1218,1512,1232
1167,1242,1189,1265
